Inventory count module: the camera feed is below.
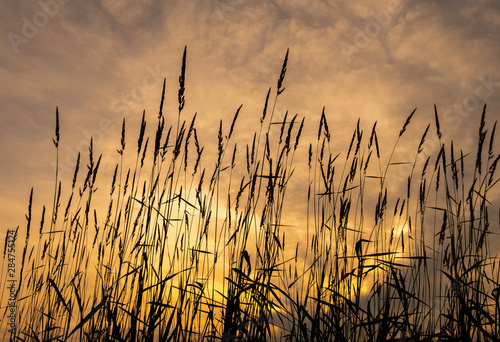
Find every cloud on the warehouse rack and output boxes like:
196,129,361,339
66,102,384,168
100,0,156,25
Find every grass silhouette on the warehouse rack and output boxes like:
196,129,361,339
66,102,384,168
2,48,500,341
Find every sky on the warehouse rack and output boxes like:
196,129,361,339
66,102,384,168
1,0,500,238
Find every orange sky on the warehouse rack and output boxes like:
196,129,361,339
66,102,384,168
1,0,500,240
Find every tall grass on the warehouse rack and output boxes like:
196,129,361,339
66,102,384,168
2,48,499,341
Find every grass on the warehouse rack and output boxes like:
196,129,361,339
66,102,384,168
2,47,500,341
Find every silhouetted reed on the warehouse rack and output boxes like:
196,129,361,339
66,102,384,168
2,48,499,342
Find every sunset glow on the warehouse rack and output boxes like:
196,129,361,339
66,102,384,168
1,1,500,340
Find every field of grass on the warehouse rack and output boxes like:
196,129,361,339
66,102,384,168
2,48,500,341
